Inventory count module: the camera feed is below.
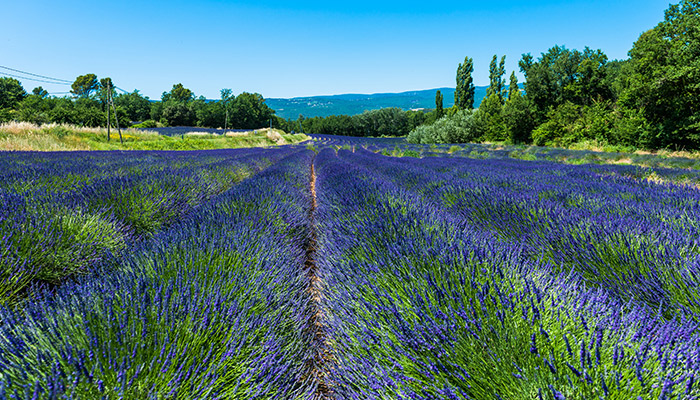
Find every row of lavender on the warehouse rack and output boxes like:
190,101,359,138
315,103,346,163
0,148,319,398
309,133,700,185
314,147,700,398
0,148,290,305
343,148,700,318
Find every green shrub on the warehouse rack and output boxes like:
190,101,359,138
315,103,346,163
407,110,484,144
43,125,72,138
132,119,159,128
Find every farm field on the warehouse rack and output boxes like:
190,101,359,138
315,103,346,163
1,136,700,399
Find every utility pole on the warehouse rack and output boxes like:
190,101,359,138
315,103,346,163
107,80,123,144
106,89,110,142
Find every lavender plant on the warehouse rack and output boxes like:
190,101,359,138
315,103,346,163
0,149,316,398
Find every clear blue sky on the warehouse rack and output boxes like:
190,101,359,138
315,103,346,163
1,0,671,99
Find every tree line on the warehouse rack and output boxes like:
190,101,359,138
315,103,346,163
0,73,437,137
0,75,278,130
282,108,436,137
409,0,700,151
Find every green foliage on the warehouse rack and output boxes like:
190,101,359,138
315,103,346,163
70,73,98,98
97,77,115,106
407,109,484,144
195,98,225,128
503,87,536,144
532,102,584,146
623,0,700,149
114,90,152,122
161,83,194,103
610,107,651,147
231,92,274,129
17,94,51,124
507,72,520,100
532,101,623,147
42,125,72,138
32,86,48,98
520,46,611,121
130,119,159,128
220,88,233,129
0,77,27,109
486,55,506,102
455,56,475,110
435,90,444,119
477,93,506,141
74,100,105,127
0,108,15,123
298,107,425,137
162,101,196,126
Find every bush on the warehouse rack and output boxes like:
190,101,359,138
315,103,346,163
503,94,536,144
132,119,159,128
407,110,484,144
611,107,651,148
477,94,507,142
42,125,72,138
0,108,14,124
532,102,581,146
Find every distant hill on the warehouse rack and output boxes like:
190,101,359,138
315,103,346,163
267,87,489,119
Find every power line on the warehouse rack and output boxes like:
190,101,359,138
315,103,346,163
0,72,71,86
0,65,73,84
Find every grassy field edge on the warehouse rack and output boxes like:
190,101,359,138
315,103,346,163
0,122,310,151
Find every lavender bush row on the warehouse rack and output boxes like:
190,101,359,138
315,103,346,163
0,148,316,399
314,148,700,399
339,148,700,319
0,148,294,305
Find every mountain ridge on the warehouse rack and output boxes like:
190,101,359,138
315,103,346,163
267,86,489,119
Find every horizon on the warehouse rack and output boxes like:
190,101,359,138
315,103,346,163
2,0,671,99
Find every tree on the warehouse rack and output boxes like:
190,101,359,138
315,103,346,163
162,83,194,103
508,72,519,100
455,56,475,110
624,0,700,148
97,77,116,109
520,46,611,122
195,98,224,128
220,88,233,129
486,55,507,103
162,102,196,126
477,93,506,141
32,86,48,98
114,90,152,122
71,74,98,98
18,93,51,124
0,77,27,109
503,87,535,144
435,90,444,119
231,92,274,129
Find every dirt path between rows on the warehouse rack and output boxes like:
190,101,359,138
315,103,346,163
303,156,333,398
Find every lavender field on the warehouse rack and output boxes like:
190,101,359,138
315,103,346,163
1,137,700,399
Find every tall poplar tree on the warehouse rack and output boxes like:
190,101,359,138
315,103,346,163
435,90,444,118
487,55,507,103
508,72,519,99
455,56,475,110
